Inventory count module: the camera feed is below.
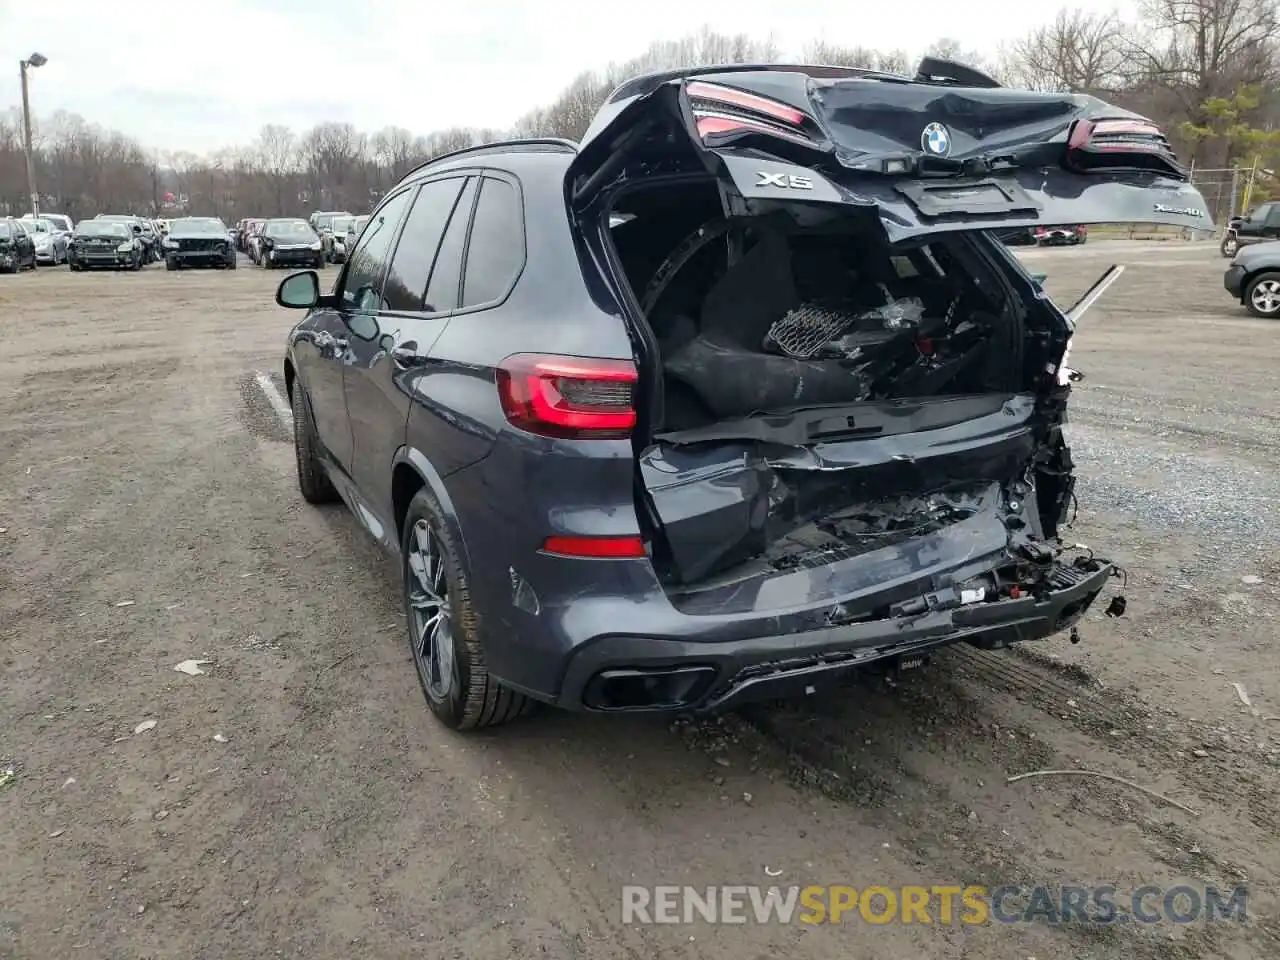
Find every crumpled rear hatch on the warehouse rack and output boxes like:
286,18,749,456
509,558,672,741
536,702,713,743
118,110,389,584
569,61,1199,607
568,62,1213,240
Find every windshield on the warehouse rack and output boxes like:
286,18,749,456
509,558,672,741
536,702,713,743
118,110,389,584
352,216,369,232
76,221,129,238
266,221,315,239
172,218,227,233
25,219,51,234
331,216,355,232
0,222,10,239
98,215,134,222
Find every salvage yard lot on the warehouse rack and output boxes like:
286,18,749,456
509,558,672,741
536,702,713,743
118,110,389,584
1,242,1278,959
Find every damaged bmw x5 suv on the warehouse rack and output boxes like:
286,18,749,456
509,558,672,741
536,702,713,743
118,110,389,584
276,58,1211,729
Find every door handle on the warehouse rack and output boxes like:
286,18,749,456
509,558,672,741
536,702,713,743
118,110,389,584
391,341,427,369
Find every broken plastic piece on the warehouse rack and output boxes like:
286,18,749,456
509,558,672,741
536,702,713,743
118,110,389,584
1104,596,1126,618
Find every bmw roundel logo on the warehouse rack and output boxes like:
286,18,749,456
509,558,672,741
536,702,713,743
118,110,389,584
921,121,952,158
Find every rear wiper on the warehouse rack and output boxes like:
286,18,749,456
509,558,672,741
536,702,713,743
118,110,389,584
1064,264,1125,324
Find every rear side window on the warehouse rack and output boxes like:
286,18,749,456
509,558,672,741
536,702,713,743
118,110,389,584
383,178,465,312
343,189,412,312
460,177,523,308
424,177,478,314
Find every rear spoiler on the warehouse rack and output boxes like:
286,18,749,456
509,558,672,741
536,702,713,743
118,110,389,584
913,56,1001,88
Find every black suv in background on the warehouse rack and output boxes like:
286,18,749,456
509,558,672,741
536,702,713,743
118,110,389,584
0,217,38,271
275,61,1210,730
68,219,143,270
1221,201,1280,257
163,217,237,270
259,219,325,269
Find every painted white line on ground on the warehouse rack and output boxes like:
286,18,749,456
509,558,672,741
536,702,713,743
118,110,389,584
255,372,292,425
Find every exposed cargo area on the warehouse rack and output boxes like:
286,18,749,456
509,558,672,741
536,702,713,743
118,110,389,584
608,180,1070,589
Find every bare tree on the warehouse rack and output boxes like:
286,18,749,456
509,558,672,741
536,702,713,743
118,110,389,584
1003,8,1126,92
1121,0,1279,162
802,41,911,74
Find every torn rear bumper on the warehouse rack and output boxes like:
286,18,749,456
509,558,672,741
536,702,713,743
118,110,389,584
556,559,1112,713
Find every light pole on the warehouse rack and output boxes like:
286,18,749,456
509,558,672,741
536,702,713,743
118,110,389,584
19,52,47,217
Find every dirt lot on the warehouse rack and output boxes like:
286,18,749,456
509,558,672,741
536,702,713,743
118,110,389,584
2,242,1278,959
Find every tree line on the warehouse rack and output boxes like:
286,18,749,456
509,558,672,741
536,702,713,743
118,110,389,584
2,2,1277,224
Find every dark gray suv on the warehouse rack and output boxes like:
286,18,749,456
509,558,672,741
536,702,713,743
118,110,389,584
275,61,1211,729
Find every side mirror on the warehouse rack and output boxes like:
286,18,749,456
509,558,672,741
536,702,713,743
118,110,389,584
132,224,142,234
277,270,320,309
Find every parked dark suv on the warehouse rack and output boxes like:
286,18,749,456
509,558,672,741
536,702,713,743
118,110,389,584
1221,201,1280,257
276,60,1210,729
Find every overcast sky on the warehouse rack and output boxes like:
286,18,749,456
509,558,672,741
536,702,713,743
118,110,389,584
0,0,1133,155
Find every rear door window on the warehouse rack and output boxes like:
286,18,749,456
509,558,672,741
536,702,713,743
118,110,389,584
423,177,478,314
383,177,465,313
460,177,524,309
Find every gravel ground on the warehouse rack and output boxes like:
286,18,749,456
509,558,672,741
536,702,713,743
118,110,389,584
1,242,1277,960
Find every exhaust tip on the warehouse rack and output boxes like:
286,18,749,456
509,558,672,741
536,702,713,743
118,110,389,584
582,665,718,711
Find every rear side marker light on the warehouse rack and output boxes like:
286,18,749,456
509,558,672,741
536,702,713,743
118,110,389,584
542,535,646,559
496,353,638,439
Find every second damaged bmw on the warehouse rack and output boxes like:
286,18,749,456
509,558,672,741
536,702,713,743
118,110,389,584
275,58,1211,729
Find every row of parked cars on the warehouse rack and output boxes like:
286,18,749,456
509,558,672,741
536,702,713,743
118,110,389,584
0,213,172,272
2,210,374,274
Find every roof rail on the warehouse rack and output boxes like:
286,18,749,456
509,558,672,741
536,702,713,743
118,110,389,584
402,138,578,181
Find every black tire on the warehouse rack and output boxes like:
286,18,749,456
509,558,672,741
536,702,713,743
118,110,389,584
290,384,339,504
1244,271,1280,319
227,257,237,270
69,263,82,272
166,258,176,271
314,258,325,269
401,487,533,730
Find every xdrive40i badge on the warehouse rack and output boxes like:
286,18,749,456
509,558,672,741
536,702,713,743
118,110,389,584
1154,203,1205,218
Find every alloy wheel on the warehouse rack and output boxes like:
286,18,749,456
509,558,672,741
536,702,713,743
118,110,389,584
1250,279,1280,315
406,519,454,701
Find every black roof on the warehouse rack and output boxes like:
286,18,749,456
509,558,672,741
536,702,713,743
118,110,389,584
402,138,577,183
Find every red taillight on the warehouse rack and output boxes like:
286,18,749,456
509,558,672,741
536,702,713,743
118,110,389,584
686,79,817,146
686,81,808,126
1065,116,1183,176
541,535,646,559
694,114,816,145
496,353,637,439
